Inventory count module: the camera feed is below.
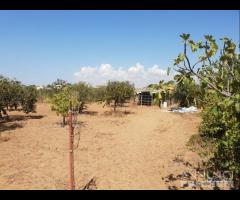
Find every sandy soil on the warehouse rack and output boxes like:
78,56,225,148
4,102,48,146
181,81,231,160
0,102,202,190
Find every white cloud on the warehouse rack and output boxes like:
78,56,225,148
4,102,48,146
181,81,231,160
74,63,174,88
147,64,167,76
128,62,144,73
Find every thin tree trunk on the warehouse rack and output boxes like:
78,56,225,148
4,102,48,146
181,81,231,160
78,104,81,114
63,116,66,125
114,100,117,112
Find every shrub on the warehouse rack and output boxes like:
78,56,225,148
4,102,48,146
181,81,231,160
172,34,240,187
200,94,240,183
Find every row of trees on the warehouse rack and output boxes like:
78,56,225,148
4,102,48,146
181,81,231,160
0,75,38,118
172,33,240,187
38,80,135,125
0,75,135,125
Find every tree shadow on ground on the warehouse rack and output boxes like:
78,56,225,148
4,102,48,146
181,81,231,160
123,110,135,115
80,111,98,116
0,114,45,134
2,115,45,123
56,120,86,128
102,110,135,117
0,123,24,133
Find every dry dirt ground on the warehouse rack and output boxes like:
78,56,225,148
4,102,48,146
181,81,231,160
0,102,203,190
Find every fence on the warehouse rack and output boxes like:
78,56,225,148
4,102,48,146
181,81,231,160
138,92,152,106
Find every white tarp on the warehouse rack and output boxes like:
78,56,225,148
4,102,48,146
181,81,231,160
171,106,198,113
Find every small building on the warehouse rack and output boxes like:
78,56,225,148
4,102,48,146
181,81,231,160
137,91,152,106
135,87,164,106
136,87,156,106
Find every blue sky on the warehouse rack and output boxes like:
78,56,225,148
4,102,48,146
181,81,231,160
0,10,239,87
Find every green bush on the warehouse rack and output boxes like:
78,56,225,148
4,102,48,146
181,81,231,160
200,93,240,185
153,93,160,105
172,34,240,187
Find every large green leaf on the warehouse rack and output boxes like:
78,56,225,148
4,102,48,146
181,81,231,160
180,33,190,41
204,35,214,42
188,40,198,52
174,53,185,65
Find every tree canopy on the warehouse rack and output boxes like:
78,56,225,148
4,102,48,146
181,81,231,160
105,81,135,111
0,75,37,118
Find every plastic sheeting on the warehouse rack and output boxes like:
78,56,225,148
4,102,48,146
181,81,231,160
171,106,198,113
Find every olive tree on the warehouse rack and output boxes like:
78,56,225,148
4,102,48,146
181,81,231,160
0,75,37,118
105,81,135,111
71,82,92,113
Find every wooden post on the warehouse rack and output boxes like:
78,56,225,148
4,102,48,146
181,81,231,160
68,102,75,190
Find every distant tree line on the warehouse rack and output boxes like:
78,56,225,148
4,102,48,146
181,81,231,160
37,79,135,125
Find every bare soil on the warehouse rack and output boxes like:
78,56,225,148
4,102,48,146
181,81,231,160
0,102,202,190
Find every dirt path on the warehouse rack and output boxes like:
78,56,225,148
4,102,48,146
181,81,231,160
0,103,201,189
